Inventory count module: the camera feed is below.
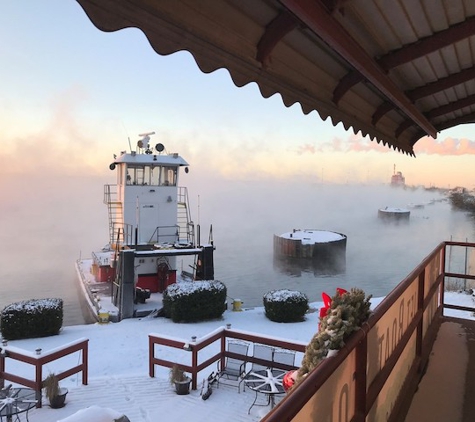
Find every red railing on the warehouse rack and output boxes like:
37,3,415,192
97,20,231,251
262,240,475,421
148,327,307,390
147,241,475,420
0,338,88,408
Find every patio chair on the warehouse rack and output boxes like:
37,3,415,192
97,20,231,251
216,340,250,393
243,344,274,391
272,349,296,370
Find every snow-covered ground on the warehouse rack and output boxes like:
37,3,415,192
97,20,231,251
1,292,474,421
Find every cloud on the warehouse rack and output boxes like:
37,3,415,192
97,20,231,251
296,143,316,155
0,86,109,177
414,136,475,155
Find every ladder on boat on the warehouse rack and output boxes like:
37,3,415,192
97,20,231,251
104,184,125,246
177,187,195,245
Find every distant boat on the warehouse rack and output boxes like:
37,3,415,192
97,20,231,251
390,165,405,187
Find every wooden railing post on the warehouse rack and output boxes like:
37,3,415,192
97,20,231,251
416,269,425,361
82,341,88,386
35,360,43,408
191,346,198,390
220,331,226,372
441,243,447,314
354,330,368,422
149,335,155,378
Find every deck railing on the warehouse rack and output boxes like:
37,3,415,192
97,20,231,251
148,241,475,421
0,338,89,408
263,240,475,422
148,327,307,390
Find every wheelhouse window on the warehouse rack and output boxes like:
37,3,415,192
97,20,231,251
160,166,177,186
125,165,177,186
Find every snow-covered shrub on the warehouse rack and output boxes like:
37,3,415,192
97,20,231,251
163,280,226,322
0,298,63,340
263,289,309,323
296,288,371,384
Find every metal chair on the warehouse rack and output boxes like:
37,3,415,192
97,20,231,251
216,340,249,393
272,349,296,369
243,344,274,391
251,344,275,371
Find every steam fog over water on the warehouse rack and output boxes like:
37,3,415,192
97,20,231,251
197,181,475,310
1,175,474,326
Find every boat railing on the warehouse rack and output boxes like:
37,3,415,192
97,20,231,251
147,225,181,245
112,222,133,246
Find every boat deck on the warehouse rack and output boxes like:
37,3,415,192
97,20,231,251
75,259,164,322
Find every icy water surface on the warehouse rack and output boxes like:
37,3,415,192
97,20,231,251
1,179,474,325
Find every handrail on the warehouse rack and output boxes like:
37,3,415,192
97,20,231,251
263,240,475,421
148,327,305,390
0,338,88,408
147,224,180,245
148,241,475,420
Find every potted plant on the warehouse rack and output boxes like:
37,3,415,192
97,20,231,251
169,365,191,395
43,373,68,408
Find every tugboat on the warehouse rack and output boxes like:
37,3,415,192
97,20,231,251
390,164,405,187
75,132,214,321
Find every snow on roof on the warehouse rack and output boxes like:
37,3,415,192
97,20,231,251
279,229,346,244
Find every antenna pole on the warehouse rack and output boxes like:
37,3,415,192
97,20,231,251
198,195,200,225
128,137,132,152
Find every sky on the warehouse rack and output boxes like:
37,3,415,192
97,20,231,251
0,1,474,190
1,292,473,421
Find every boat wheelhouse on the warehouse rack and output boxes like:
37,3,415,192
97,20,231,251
77,132,214,321
390,164,405,187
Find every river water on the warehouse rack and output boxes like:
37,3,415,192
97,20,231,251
201,182,475,310
1,178,474,326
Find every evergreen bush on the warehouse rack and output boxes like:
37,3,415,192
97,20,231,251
0,298,63,340
263,289,309,322
163,280,226,322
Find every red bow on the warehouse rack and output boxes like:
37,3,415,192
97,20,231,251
319,288,347,324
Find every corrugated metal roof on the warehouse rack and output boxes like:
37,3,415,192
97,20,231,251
76,0,475,156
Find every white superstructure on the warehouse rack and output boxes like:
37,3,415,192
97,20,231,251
105,133,192,248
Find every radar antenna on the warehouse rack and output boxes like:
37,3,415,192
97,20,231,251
137,131,155,154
